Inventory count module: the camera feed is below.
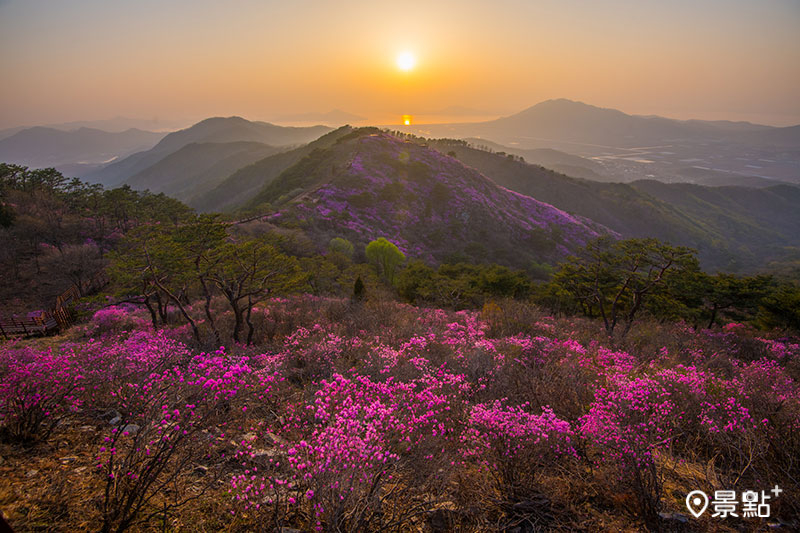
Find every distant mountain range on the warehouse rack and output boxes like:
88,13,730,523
0,117,190,137
0,127,165,173
408,99,800,184
85,117,332,186
424,98,795,148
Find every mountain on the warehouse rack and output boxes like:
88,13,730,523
461,137,610,181
464,99,776,148
0,126,27,141
407,99,800,184
239,129,611,268
426,139,800,272
86,117,332,186
123,141,282,203
46,116,190,133
675,167,791,188
192,126,355,212
464,136,790,187
0,126,165,172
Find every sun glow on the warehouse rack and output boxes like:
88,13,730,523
396,51,416,72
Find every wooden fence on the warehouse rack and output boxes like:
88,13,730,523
0,271,108,340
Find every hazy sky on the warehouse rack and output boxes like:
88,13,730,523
1,0,799,128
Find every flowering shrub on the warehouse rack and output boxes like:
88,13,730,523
233,371,462,531
2,295,798,531
0,344,84,442
94,344,277,533
462,400,576,502
580,376,677,522
88,304,150,336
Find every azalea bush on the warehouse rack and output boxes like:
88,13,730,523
2,296,799,531
0,344,85,442
461,400,577,508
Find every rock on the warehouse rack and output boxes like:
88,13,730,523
265,431,287,445
121,424,140,435
659,512,689,523
102,409,121,422
109,416,122,426
250,448,279,466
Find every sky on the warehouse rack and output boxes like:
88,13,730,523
1,0,799,128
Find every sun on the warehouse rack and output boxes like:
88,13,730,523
396,51,416,72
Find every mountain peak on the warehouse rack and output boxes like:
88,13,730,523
513,98,628,119
246,130,610,266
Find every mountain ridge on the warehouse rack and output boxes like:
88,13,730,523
241,129,612,268
0,126,165,171
85,117,332,186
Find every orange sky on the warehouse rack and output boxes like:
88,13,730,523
1,0,799,128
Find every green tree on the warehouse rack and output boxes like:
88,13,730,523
204,239,305,344
365,237,405,285
109,225,201,341
701,273,773,328
328,237,354,258
551,237,698,339
757,282,800,332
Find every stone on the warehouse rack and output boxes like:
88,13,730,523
121,424,140,435
659,512,689,524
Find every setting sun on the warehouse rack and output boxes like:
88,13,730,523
396,51,416,72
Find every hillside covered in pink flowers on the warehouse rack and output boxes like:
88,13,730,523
245,130,611,268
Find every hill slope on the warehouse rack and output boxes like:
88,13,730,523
427,139,800,271
124,141,281,203
244,130,611,267
86,117,331,186
192,126,355,212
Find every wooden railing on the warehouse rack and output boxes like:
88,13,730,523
0,271,108,340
